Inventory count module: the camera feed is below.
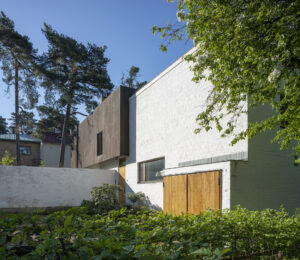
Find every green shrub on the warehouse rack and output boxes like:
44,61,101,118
1,150,15,165
81,184,122,214
127,191,146,205
0,206,299,259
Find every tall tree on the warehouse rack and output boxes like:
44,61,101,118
153,0,300,162
35,105,78,137
0,11,38,165
0,116,8,134
121,66,147,90
38,24,113,167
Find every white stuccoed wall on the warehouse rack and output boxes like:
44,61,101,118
0,166,115,209
40,143,71,168
124,51,248,209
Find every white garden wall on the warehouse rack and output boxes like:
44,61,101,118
0,166,116,209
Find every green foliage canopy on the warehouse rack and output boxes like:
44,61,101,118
0,116,8,134
121,66,147,90
9,110,36,135
38,24,113,114
153,0,300,161
0,11,38,109
35,105,78,137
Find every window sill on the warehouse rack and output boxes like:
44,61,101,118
137,180,163,184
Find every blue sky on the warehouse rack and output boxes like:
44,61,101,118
0,0,192,123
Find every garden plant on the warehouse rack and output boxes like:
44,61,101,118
0,206,299,259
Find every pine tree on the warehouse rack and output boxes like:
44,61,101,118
9,110,36,135
38,24,113,167
35,105,78,137
0,12,38,165
0,116,8,134
121,66,147,90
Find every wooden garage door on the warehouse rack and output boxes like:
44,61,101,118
163,171,221,215
164,175,187,215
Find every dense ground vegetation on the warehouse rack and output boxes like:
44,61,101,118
0,206,299,259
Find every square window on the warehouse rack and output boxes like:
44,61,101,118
20,146,31,156
138,158,164,183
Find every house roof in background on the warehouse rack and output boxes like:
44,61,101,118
0,134,41,143
41,133,72,145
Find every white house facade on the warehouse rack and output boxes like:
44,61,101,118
72,49,300,214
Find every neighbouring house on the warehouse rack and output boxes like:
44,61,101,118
0,134,41,166
40,133,72,168
71,49,300,214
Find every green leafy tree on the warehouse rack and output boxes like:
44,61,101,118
35,105,79,137
0,116,8,134
121,66,147,90
38,24,113,167
0,11,38,165
153,0,300,162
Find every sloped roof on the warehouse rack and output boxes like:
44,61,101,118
0,134,41,143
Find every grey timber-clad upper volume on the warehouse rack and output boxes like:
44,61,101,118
71,86,135,168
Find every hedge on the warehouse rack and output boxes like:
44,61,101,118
0,206,299,259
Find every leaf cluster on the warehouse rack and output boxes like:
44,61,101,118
35,105,78,137
37,24,113,114
121,66,147,90
1,206,300,259
0,150,15,165
81,184,122,215
153,0,300,161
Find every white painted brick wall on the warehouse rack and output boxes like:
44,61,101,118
124,54,248,209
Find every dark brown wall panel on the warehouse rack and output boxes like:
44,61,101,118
71,86,135,168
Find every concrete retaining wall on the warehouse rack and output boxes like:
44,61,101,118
0,166,116,209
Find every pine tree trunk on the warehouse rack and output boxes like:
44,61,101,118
59,103,71,167
15,64,21,166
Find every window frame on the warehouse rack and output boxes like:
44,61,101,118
97,131,103,156
138,157,165,183
20,146,31,156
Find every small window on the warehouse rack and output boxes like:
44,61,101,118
138,157,164,183
20,146,31,156
97,131,103,155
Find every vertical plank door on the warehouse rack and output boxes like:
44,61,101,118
163,175,187,215
118,159,126,205
187,171,221,215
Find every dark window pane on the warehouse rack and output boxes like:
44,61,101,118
20,146,31,156
97,132,103,155
138,158,164,183
145,159,164,181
